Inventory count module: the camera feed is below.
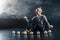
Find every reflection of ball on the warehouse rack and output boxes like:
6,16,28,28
12,31,15,34
48,30,51,33
17,31,20,34
44,31,48,34
30,31,33,34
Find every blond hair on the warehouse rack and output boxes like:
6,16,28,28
35,7,43,13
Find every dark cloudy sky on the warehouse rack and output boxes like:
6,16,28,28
0,0,60,19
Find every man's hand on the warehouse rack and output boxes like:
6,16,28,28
49,25,53,30
24,29,31,33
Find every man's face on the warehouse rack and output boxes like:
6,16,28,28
36,9,42,15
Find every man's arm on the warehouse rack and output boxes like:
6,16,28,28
43,15,53,30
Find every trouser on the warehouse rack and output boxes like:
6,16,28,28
32,26,44,35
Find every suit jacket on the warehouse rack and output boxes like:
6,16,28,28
31,14,50,30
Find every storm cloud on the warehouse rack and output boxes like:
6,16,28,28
0,0,56,19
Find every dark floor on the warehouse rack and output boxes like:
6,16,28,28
0,27,60,40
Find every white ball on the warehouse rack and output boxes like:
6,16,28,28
17,31,20,34
12,31,15,34
23,31,27,34
50,25,53,28
48,30,51,33
30,31,33,34
44,31,48,34
37,31,40,34
24,16,27,19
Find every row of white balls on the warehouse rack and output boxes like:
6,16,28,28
12,30,51,34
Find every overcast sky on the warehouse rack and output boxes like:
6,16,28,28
0,0,59,19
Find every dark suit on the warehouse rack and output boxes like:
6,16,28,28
31,14,50,33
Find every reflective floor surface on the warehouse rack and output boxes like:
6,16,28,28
0,28,60,40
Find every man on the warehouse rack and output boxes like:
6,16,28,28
23,7,53,34
31,7,53,33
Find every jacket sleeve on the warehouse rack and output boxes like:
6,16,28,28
43,15,51,28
